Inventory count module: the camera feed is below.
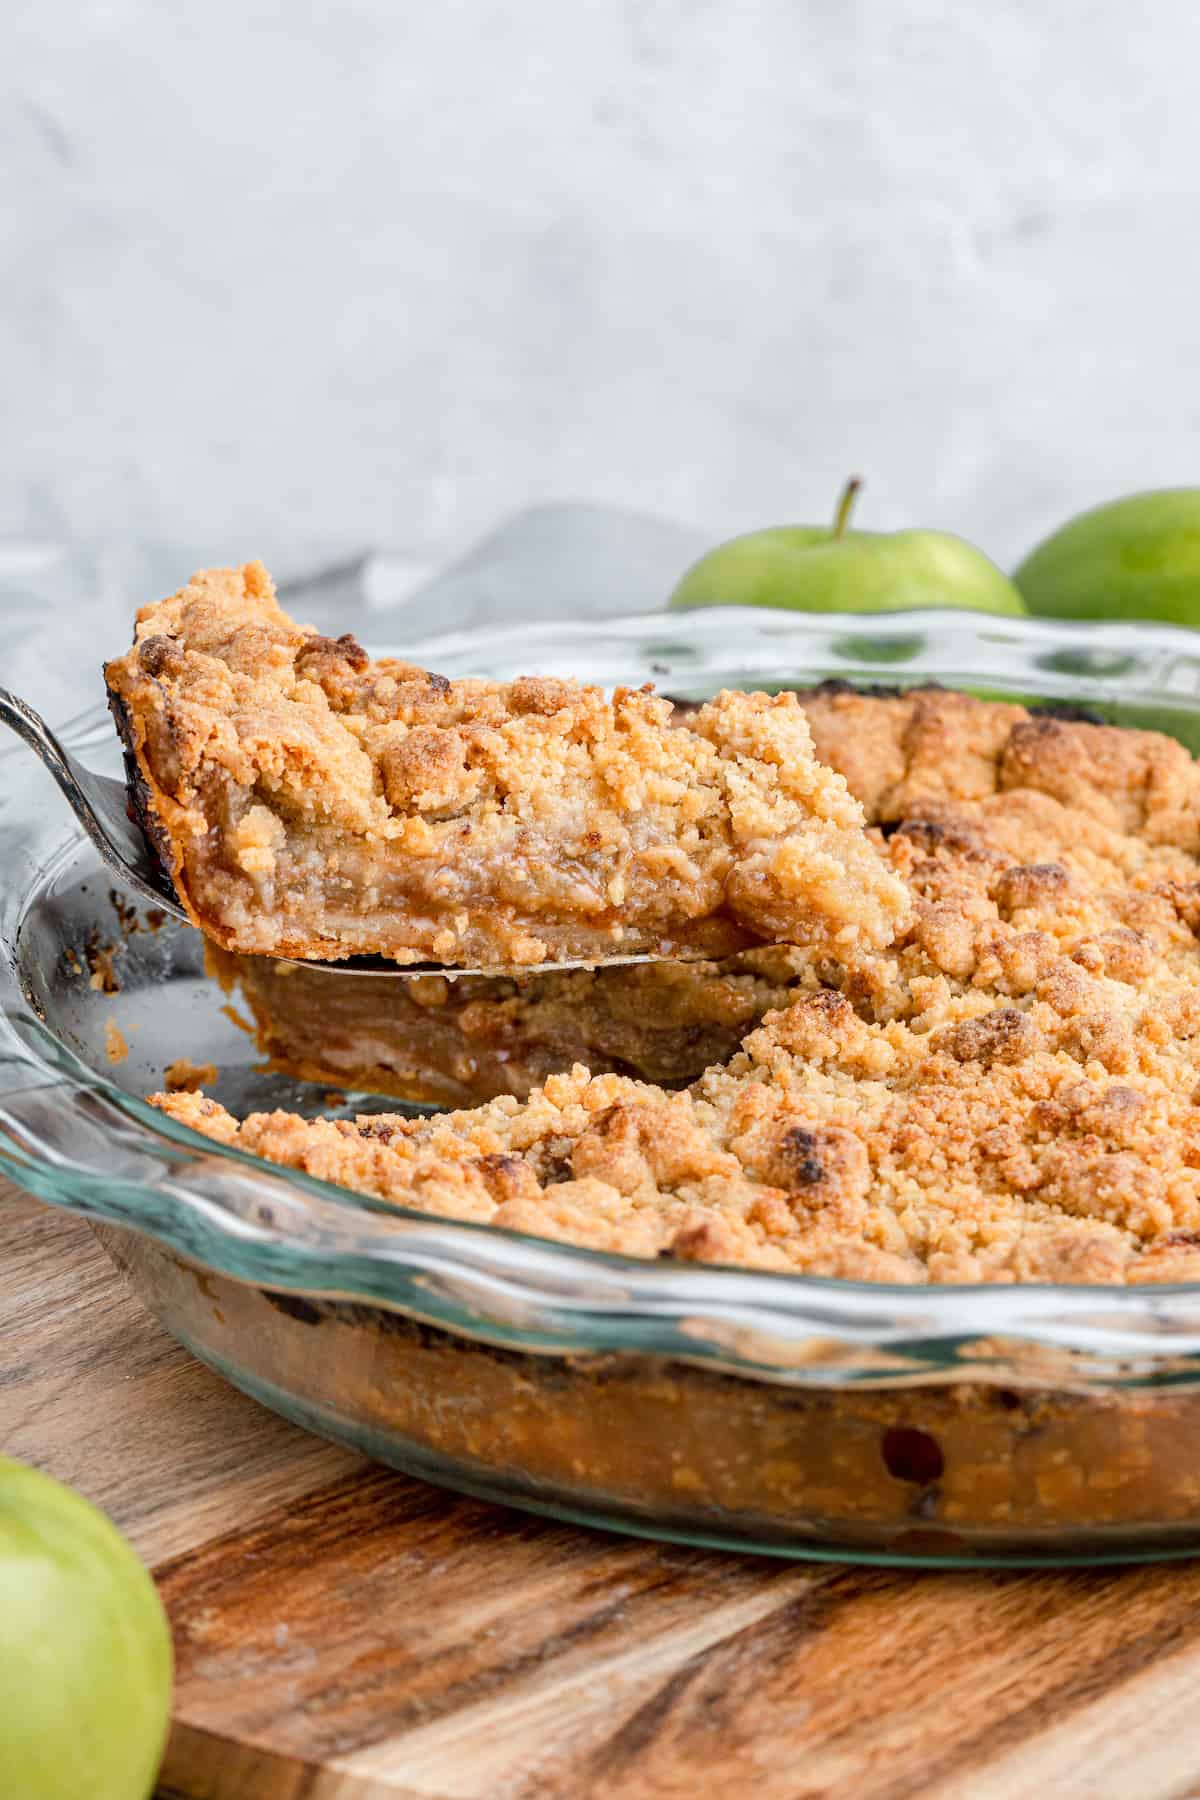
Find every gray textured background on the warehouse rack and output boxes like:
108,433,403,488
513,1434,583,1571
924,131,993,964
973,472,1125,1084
3,2,1197,585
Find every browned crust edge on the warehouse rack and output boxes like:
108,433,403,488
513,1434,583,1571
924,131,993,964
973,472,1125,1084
105,682,197,929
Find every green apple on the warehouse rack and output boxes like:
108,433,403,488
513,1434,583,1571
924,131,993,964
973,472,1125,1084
0,1458,173,1800
1014,489,1200,626
669,479,1026,616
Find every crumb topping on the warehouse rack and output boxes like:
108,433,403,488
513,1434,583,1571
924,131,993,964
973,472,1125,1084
163,1057,220,1094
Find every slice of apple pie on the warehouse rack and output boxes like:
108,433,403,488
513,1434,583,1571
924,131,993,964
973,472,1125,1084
105,562,909,968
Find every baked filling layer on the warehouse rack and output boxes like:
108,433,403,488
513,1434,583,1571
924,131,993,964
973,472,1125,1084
105,563,908,967
159,687,1200,1286
207,942,831,1106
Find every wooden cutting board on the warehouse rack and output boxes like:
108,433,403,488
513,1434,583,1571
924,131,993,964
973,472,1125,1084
7,1177,1200,1800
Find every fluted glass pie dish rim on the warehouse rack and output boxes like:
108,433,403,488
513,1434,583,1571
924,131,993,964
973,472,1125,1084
10,598,1200,1563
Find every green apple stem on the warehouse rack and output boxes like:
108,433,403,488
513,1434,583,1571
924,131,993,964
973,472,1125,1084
832,476,863,539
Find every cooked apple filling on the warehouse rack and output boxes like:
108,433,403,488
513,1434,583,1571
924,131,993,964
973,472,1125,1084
206,941,830,1107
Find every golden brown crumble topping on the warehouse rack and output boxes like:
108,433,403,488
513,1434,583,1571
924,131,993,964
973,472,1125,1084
154,686,1200,1286
104,564,907,967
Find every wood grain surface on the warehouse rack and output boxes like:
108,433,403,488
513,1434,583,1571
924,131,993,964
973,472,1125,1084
6,1176,1200,1799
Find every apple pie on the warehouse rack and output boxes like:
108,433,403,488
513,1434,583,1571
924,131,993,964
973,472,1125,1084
105,563,909,968
157,688,1200,1286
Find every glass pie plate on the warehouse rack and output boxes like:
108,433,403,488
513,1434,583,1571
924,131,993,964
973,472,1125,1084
10,593,1200,1567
